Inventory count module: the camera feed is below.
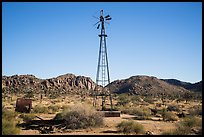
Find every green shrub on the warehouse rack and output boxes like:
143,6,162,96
161,130,176,135
162,110,178,121
117,120,145,134
117,94,130,106
188,105,202,116
161,116,202,135
161,126,191,135
167,105,180,112
54,103,104,129
132,107,151,120
180,116,202,128
2,109,20,135
118,105,131,114
48,105,60,114
130,96,142,104
120,106,151,120
143,97,155,104
32,105,49,113
19,113,36,123
61,105,71,111
2,118,20,135
2,109,18,119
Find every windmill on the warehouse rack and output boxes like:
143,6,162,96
93,10,113,111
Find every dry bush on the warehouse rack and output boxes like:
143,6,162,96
54,103,104,129
161,127,191,135
162,109,178,121
161,116,202,135
132,107,151,120
32,105,49,113
161,130,176,135
117,94,130,106
117,120,145,134
61,105,71,110
2,108,18,119
167,104,180,112
120,106,151,120
19,113,36,123
143,97,155,104
180,116,202,128
188,105,202,116
48,105,60,114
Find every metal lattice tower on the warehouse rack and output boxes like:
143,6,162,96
93,10,113,111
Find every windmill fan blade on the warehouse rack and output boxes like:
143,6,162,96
104,21,110,25
93,21,100,26
105,15,110,18
106,17,112,21
93,15,99,20
97,24,100,29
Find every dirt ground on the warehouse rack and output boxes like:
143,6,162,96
19,113,177,135
3,94,201,135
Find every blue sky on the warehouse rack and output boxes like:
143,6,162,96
2,2,202,83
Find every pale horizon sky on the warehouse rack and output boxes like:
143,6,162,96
2,2,202,83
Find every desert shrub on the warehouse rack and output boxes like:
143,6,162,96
53,103,104,129
2,109,20,135
48,91,60,99
2,118,20,135
161,116,202,135
122,107,151,120
119,106,151,120
180,116,202,128
19,113,36,123
117,94,130,106
161,130,176,135
32,105,49,113
167,105,180,112
131,107,151,120
61,105,71,111
117,120,145,134
117,105,131,114
24,89,34,98
188,105,202,116
143,97,155,104
175,116,202,135
130,96,142,104
162,109,178,121
48,105,60,114
161,126,191,135
2,109,18,119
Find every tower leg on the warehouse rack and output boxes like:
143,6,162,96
109,94,113,111
102,95,106,111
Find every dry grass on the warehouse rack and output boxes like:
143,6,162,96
117,120,145,134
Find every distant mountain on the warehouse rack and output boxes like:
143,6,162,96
161,79,202,92
2,74,97,95
2,74,200,97
107,75,191,96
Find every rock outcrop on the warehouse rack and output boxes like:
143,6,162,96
2,74,97,95
2,74,199,97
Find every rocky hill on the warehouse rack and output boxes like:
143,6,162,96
161,79,202,92
2,74,97,95
107,75,192,96
2,74,200,97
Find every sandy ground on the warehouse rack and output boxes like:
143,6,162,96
19,113,177,135
3,94,201,135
